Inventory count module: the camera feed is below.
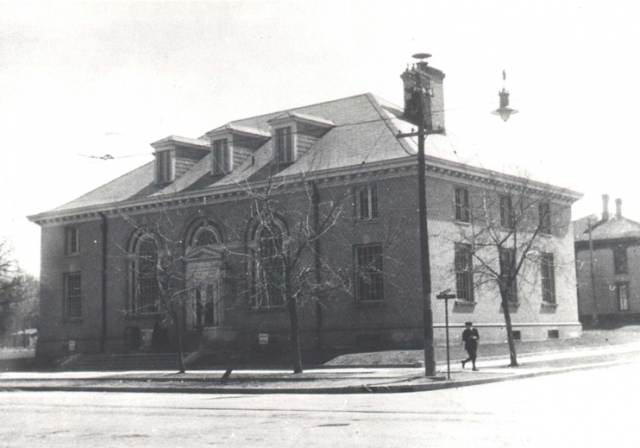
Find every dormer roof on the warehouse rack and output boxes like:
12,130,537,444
205,124,271,140
267,111,335,129
150,135,210,152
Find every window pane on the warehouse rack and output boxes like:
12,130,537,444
66,273,82,319
66,227,79,254
619,284,629,311
213,139,229,174
455,188,469,222
255,226,284,307
500,196,514,228
614,246,628,274
541,253,556,303
370,185,378,219
356,245,384,302
455,244,473,301
539,202,551,234
500,249,518,302
136,238,158,313
276,127,293,163
359,188,369,219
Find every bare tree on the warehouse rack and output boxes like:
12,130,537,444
117,209,221,373
452,172,567,367
0,239,39,344
232,176,350,374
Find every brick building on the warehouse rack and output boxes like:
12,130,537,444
29,60,583,359
575,195,640,325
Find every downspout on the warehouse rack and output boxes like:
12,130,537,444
312,181,323,350
99,212,108,352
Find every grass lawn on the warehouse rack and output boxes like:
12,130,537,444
325,325,640,366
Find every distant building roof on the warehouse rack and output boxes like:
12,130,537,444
574,214,640,242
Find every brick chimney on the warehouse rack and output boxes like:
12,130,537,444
400,54,446,130
616,198,622,218
602,194,610,221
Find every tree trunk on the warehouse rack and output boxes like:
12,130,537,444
287,294,303,374
500,293,519,367
172,308,186,374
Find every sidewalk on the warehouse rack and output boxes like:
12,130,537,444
1,342,639,394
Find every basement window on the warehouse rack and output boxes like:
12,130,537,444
548,329,559,339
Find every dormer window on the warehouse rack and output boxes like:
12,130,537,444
268,112,334,165
275,127,294,163
156,150,174,184
206,124,270,174
212,139,231,174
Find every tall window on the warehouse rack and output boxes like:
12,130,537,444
499,248,518,302
355,244,384,302
500,196,515,229
614,245,628,274
618,283,630,311
455,244,474,301
132,235,159,313
65,272,82,319
275,127,294,163
212,138,231,174
253,225,285,308
156,151,173,184
539,202,551,235
65,227,79,255
355,184,379,221
204,283,219,326
455,188,470,222
540,253,556,303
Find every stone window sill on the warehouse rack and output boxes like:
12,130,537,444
541,302,558,308
453,300,477,309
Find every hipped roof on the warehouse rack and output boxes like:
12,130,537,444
30,93,582,222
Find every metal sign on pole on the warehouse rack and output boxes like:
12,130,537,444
436,289,456,379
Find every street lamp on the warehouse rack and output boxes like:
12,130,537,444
492,88,518,122
492,71,518,122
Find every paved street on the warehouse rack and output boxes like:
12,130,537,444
1,361,636,447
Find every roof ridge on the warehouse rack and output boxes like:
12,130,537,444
202,93,374,136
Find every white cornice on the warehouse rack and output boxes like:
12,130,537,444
28,153,583,226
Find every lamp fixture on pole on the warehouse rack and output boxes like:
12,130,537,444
492,70,518,122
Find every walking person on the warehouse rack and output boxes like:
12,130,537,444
461,321,480,371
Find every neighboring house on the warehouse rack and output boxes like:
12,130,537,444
575,195,640,325
28,60,583,359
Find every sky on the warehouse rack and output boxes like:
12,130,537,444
2,0,640,276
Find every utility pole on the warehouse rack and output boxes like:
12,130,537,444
397,54,443,377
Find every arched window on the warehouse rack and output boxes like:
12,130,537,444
131,234,159,314
253,223,285,307
187,219,221,248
